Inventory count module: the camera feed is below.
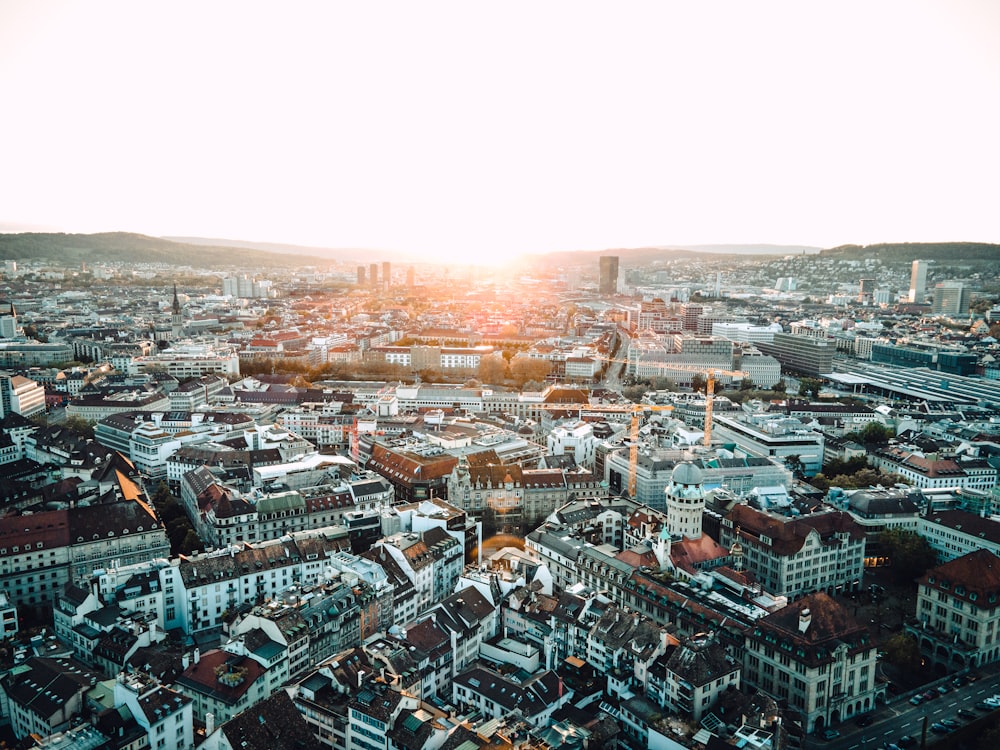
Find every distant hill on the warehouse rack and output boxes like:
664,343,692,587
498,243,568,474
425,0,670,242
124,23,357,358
672,243,823,255
528,243,817,267
819,242,1000,263
0,232,330,269
163,236,394,263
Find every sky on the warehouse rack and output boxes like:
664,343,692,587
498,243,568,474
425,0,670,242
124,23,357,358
1,1,999,264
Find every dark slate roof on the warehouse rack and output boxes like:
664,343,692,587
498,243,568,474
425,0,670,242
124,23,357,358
219,690,316,750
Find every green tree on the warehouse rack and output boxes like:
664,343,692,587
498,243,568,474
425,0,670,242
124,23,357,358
772,379,787,393
879,529,938,584
881,632,921,672
179,530,202,555
739,377,755,391
798,377,823,399
691,373,707,394
785,454,805,478
63,416,95,439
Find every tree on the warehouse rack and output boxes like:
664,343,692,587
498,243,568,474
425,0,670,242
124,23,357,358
63,416,95,439
799,377,823,399
739,377,755,391
476,353,508,385
879,529,938,584
772,379,787,393
881,632,921,672
179,530,202,556
691,373,707,394
510,357,552,387
785,454,805,478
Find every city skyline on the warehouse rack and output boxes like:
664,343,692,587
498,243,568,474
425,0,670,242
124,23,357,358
2,2,999,264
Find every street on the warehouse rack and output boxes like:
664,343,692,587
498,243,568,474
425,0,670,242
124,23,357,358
817,668,1000,750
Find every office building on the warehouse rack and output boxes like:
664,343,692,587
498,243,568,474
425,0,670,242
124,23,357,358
0,301,17,338
382,261,391,289
858,278,875,304
369,263,378,288
599,256,619,295
754,332,834,376
909,260,928,303
932,281,971,316
357,265,366,285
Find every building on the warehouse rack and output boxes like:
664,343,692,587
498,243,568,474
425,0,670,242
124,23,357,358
754,333,834,376
932,281,972,316
0,656,98,740
909,260,929,303
113,673,194,750
0,300,17,338
744,593,878,732
0,371,46,418
658,633,740,721
599,256,619,295
908,549,1000,670
711,413,825,477
720,505,865,598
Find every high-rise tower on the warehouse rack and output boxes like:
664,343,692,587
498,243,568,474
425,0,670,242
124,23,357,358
599,255,619,295
909,260,928,303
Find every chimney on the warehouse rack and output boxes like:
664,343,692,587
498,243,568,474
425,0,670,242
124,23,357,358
182,653,190,670
798,607,811,634
194,647,201,665
357,669,365,689
205,712,215,736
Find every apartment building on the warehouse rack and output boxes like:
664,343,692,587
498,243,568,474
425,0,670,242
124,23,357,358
720,505,865,598
908,549,1000,670
744,593,877,732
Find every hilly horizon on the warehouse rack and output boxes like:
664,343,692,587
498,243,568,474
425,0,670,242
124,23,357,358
0,231,996,269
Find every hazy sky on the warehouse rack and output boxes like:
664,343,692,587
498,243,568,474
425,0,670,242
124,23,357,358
2,1,999,263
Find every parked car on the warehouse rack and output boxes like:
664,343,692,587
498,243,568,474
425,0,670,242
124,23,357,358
923,690,939,700
941,719,960,729
855,714,874,727
958,708,977,719
931,723,952,734
986,696,1000,708
968,672,981,682
910,695,925,706
897,736,917,749
953,676,967,687
976,701,995,711
937,685,950,695
822,729,841,741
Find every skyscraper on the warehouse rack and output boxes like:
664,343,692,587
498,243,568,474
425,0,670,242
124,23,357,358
382,261,391,290
406,266,415,288
909,260,928,303
357,266,366,285
599,256,619,295
858,278,875,304
369,263,379,288
932,281,971,316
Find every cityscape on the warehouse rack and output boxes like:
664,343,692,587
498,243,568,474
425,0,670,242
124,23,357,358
1,238,1000,750
3,3,1000,750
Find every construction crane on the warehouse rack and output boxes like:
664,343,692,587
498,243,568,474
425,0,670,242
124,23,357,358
593,354,744,449
537,401,674,498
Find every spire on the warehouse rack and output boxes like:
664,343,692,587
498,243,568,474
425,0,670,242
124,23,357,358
172,284,181,315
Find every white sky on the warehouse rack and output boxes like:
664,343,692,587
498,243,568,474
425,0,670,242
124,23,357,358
1,1,999,264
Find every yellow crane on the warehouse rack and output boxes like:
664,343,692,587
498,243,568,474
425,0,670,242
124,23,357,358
594,354,744,449
537,401,674,497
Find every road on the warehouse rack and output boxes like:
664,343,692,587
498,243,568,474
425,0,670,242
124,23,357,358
816,670,1000,750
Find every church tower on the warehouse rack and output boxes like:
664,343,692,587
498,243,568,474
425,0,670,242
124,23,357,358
665,461,706,540
171,284,183,339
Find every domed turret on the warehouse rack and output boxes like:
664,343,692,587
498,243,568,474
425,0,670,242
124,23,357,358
665,460,706,540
